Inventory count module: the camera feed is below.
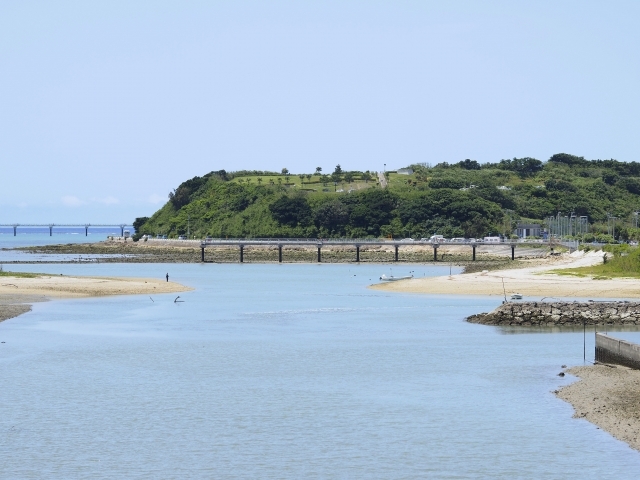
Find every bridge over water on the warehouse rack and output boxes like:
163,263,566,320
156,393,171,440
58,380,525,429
198,238,555,263
0,224,132,236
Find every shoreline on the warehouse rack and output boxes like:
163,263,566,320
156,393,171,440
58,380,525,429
0,274,191,322
8,240,549,266
557,364,640,452
370,250,640,298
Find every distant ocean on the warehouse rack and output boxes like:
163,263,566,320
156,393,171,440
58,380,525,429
0,226,133,249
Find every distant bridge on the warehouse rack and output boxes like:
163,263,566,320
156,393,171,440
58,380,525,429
0,224,132,236
198,238,555,263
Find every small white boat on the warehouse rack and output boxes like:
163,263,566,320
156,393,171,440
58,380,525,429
510,293,523,300
379,274,414,281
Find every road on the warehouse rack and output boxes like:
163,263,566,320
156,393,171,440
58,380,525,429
378,171,387,188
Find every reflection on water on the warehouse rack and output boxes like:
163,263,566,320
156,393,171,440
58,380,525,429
1,263,639,478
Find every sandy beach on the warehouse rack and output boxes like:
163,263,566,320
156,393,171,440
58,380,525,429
371,250,640,298
0,274,191,322
557,365,640,452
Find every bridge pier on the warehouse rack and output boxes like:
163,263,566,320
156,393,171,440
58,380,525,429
85,224,90,236
317,246,322,263
511,245,515,260
394,245,399,262
49,224,53,236
13,225,17,236
472,245,476,261
356,245,360,262
278,245,283,263
433,246,438,262
239,245,244,263
201,247,205,262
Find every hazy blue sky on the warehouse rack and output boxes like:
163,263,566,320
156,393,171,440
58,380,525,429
2,1,639,222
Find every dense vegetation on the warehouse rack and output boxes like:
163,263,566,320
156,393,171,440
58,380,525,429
135,154,640,241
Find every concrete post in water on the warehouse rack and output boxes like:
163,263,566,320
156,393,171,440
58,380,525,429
472,245,476,261
317,246,322,263
511,244,515,260
85,224,90,236
13,224,17,236
278,245,283,263
120,224,125,237
49,224,53,236
394,245,399,262
239,245,244,263
356,245,360,262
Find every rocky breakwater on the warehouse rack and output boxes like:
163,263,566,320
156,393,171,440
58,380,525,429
467,301,640,326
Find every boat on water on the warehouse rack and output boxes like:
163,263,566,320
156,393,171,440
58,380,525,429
379,274,414,281
510,293,523,300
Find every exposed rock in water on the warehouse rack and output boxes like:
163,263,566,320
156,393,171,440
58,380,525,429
467,301,640,326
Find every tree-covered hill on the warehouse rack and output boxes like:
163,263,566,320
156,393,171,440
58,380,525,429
135,155,640,241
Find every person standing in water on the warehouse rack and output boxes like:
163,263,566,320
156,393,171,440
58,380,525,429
166,273,169,282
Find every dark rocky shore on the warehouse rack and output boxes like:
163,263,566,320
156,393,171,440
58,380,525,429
7,242,523,269
468,301,640,326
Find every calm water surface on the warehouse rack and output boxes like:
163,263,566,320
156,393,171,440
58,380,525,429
1,262,639,478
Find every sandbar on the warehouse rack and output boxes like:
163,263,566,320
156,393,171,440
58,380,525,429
557,364,640,452
370,250,640,298
0,274,191,322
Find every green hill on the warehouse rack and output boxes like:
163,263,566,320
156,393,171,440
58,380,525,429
134,155,640,241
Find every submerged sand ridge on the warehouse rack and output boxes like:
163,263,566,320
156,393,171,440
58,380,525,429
371,250,640,298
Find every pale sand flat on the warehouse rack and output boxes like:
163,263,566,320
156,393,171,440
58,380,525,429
0,275,191,298
370,251,640,298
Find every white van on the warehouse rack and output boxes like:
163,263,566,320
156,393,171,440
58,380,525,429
428,235,445,242
483,236,501,243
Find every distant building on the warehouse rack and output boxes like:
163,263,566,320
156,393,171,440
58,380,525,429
515,223,542,238
397,168,414,175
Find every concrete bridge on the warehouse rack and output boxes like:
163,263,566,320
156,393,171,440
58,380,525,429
0,223,132,236
199,238,550,263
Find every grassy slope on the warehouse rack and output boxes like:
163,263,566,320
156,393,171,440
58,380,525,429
140,159,640,239
551,246,640,279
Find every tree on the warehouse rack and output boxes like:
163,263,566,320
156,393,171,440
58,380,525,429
281,168,289,175
299,174,305,185
457,159,481,170
314,200,349,234
344,172,354,183
277,177,282,185
269,196,312,227
362,172,372,183
306,174,312,183
315,167,322,175
333,164,342,175
497,157,543,177
257,177,262,185
133,217,149,234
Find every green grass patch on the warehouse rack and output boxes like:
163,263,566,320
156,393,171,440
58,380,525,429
549,248,640,278
0,271,45,278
